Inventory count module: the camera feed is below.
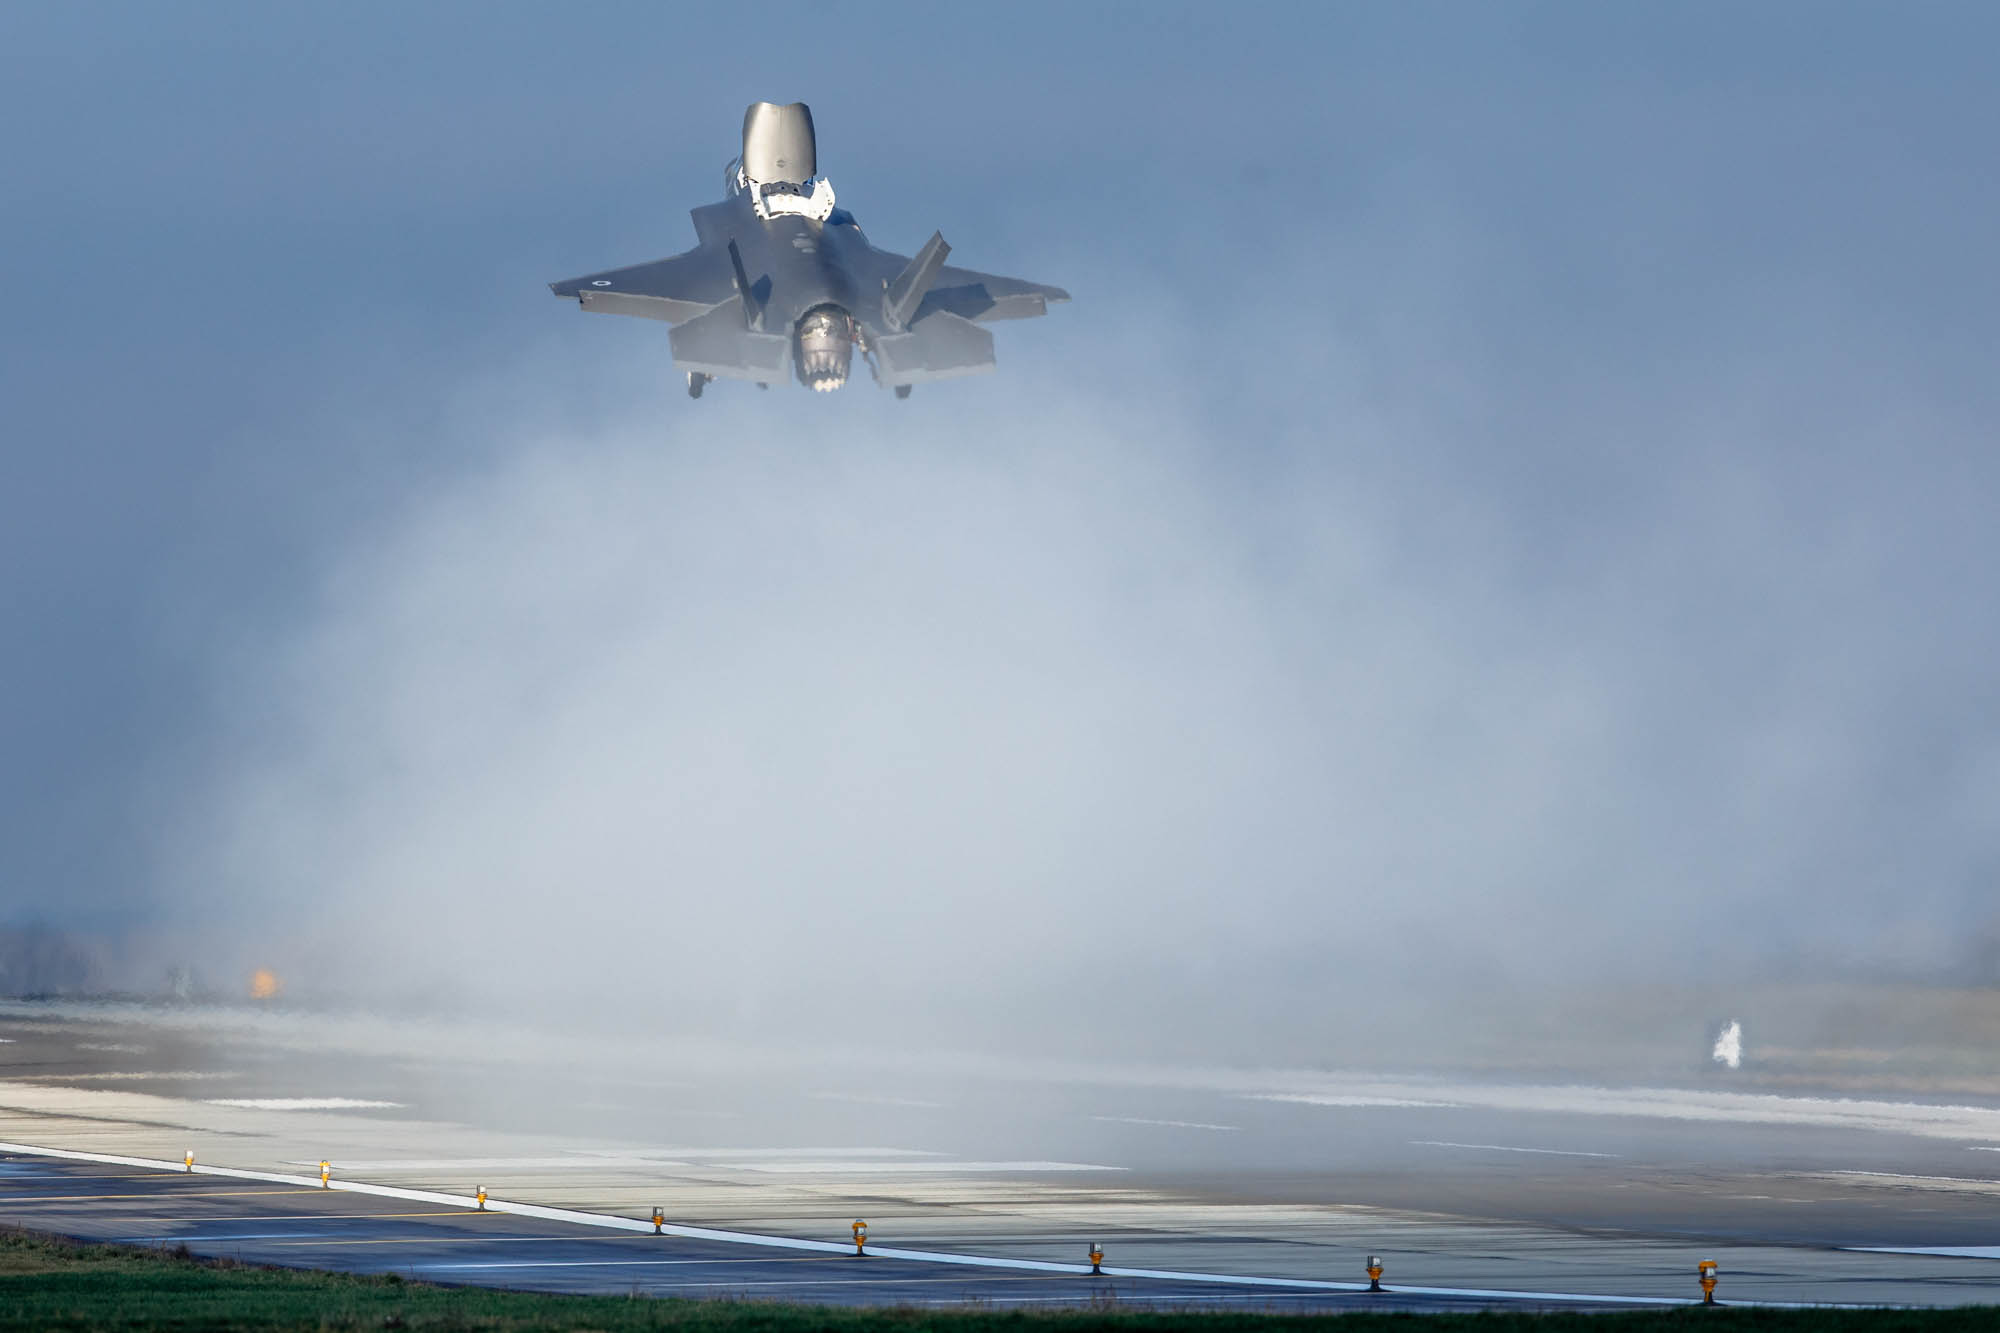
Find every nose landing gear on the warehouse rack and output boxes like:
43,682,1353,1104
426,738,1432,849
894,385,912,400
687,371,710,399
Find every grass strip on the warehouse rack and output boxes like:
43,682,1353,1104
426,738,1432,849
2,1227,1993,1332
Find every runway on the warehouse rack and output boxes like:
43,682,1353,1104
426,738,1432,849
0,1153,1650,1311
6,999,2000,1309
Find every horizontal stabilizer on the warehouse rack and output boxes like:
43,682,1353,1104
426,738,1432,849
871,309,995,386
670,302,789,381
883,231,951,334
917,264,1069,324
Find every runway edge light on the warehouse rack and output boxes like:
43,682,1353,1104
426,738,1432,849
1699,1259,1719,1304
1366,1255,1385,1293
183,1150,193,1173
319,1160,330,1188
852,1219,868,1256
476,1186,487,1211
1089,1242,1104,1275
652,1206,664,1234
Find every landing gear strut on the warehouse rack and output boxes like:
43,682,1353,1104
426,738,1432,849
687,372,709,399
894,385,912,400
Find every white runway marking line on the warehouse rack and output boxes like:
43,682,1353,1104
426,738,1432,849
0,1140,1753,1308
204,1097,402,1110
1413,1141,1622,1159
1091,1115,1240,1132
1259,1080,2000,1139
1854,1246,2000,1260
1824,1170,2000,1188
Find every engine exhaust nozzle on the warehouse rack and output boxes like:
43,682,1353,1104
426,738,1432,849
794,305,855,393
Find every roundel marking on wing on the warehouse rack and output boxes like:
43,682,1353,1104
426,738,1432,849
591,280,612,287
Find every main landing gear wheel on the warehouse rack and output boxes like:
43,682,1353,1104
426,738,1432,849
895,385,912,400
687,372,709,399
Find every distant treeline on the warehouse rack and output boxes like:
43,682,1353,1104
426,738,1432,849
0,924,97,996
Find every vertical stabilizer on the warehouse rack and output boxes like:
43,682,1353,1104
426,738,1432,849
727,240,765,332
883,231,952,333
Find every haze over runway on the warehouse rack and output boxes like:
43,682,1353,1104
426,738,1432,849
8,1001,2000,1307
6,3,2000,1033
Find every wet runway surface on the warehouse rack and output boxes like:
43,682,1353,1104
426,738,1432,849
0,1156,1627,1311
7,1000,2000,1308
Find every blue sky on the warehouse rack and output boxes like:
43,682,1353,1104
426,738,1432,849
3,3,1997,1026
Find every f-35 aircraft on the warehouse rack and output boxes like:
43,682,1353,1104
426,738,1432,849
550,102,1068,398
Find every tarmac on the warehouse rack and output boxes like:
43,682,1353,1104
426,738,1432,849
6,999,2000,1310
0,1152,1656,1311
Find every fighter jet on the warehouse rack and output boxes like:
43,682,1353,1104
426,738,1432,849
550,102,1068,398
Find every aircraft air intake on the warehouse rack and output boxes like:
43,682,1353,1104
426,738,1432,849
794,305,856,392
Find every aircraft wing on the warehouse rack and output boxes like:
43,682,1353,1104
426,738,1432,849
548,249,736,324
915,262,1071,324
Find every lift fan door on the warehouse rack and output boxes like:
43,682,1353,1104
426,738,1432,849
742,102,817,184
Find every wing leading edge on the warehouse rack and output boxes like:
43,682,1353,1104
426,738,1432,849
549,249,734,324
